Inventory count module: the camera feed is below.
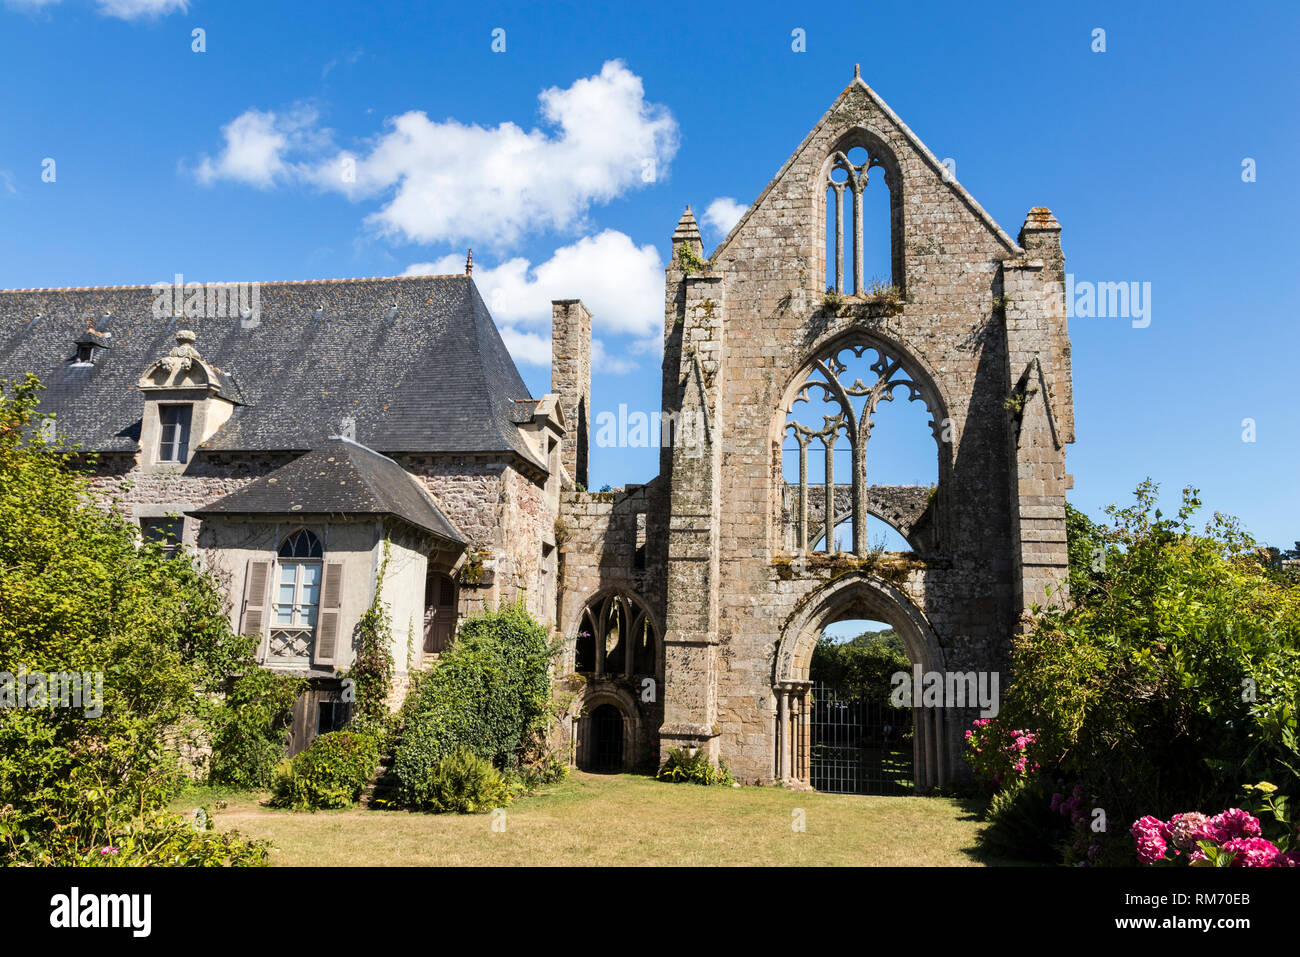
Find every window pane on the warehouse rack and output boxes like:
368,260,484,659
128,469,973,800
274,605,293,625
301,603,319,628
301,563,321,586
280,563,296,583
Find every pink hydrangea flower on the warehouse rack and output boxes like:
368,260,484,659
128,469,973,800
1221,837,1280,867
1200,808,1261,843
1166,812,1210,850
1131,816,1169,865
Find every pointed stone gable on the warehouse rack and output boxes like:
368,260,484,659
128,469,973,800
710,74,1020,274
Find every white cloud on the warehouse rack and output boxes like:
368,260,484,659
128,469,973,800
97,0,188,19
197,61,678,250
497,327,553,367
195,106,325,189
405,229,663,336
703,197,747,236
591,338,638,375
404,229,664,371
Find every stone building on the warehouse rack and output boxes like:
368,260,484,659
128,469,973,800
0,71,1073,786
554,70,1074,787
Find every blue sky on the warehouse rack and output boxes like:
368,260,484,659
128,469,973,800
1,0,1297,549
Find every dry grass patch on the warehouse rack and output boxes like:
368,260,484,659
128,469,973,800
182,772,990,866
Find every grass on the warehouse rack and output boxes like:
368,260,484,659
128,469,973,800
176,771,993,866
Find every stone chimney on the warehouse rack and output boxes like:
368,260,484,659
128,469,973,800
551,299,591,489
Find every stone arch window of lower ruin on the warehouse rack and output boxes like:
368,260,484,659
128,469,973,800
822,142,901,297
574,593,657,678
781,341,939,556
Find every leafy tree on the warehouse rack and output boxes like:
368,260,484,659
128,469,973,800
1002,481,1300,830
0,375,265,864
810,628,909,703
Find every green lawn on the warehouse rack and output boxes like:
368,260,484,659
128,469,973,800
181,772,994,866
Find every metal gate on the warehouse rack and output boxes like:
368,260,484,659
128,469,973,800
809,683,913,795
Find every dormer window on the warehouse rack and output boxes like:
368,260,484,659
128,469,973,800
158,404,192,462
74,344,95,365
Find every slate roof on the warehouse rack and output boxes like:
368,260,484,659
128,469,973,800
190,437,465,545
0,275,543,467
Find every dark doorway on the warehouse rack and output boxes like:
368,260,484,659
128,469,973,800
589,704,625,772
424,570,457,655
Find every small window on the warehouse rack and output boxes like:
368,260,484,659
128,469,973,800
158,405,192,463
316,700,350,736
141,517,183,556
74,344,95,365
279,528,324,559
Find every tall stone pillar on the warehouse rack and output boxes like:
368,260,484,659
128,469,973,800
659,207,725,764
1001,208,1073,616
551,299,591,489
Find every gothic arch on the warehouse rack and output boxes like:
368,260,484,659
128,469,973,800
771,571,954,789
566,588,663,680
772,328,953,556
577,686,640,773
816,125,906,296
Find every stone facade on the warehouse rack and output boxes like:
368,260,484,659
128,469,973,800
555,73,1074,786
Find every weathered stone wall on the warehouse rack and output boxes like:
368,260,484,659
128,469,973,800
651,78,1073,785
557,481,667,768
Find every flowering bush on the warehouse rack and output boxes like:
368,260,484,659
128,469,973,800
1052,784,1104,864
964,718,1040,792
1131,807,1299,867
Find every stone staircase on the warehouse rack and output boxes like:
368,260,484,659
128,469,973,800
364,733,403,808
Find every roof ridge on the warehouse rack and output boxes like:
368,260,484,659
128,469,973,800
334,437,399,509
0,274,469,295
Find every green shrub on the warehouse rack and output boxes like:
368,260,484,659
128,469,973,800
405,747,510,813
656,748,735,786
1003,482,1300,829
974,777,1066,864
0,374,264,864
393,602,556,807
208,664,305,790
76,807,270,867
271,731,380,810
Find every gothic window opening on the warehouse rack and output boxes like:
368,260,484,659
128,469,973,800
574,592,658,679
782,341,939,555
823,142,900,296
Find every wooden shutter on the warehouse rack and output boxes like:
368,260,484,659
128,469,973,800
240,560,272,638
314,562,344,665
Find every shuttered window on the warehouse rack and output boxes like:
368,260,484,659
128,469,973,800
158,404,192,462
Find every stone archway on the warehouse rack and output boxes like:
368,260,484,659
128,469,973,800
773,571,952,791
576,687,640,773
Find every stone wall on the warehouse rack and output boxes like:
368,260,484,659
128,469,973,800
557,481,667,768
651,77,1073,785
